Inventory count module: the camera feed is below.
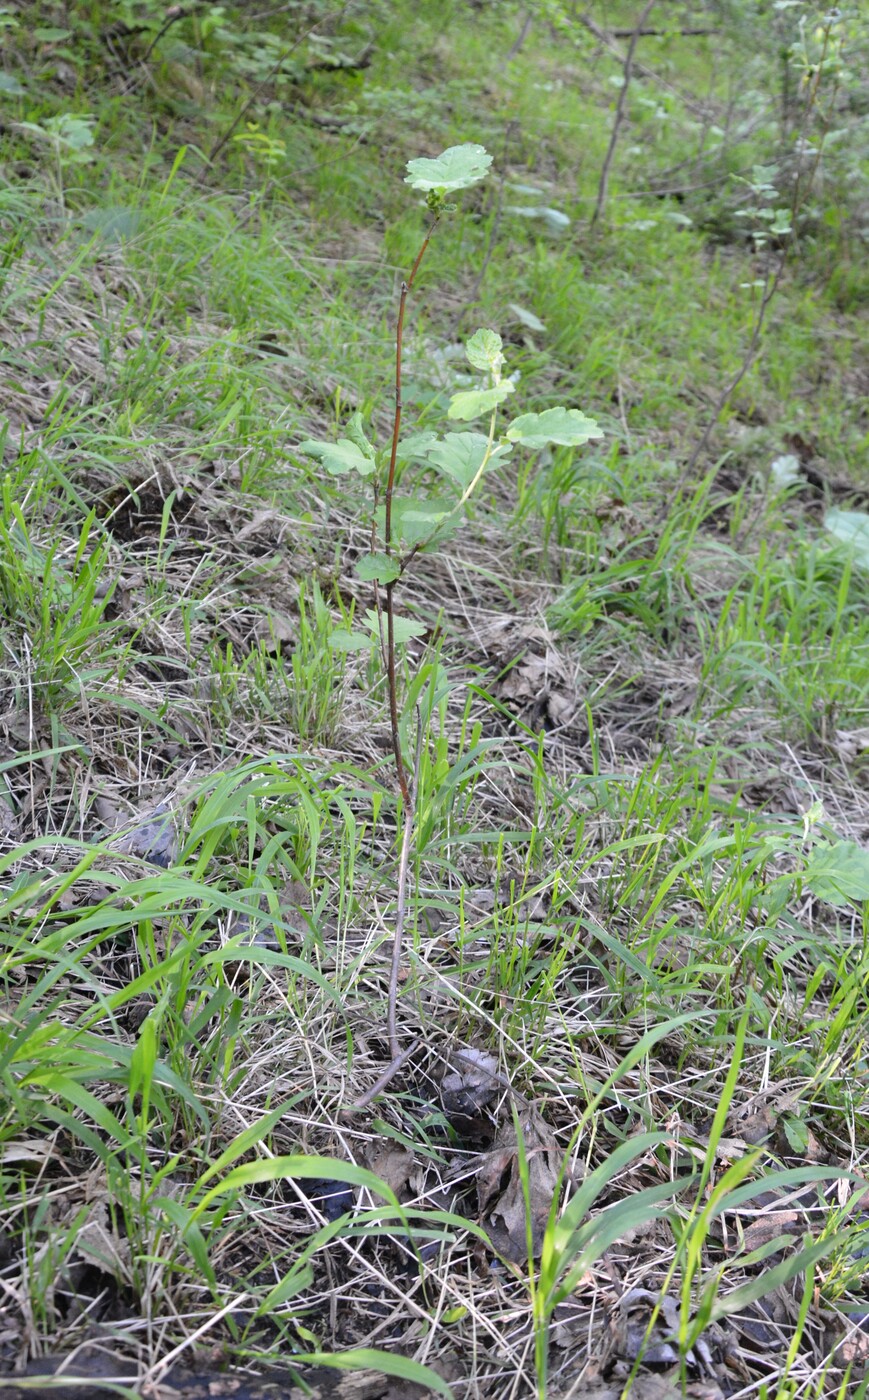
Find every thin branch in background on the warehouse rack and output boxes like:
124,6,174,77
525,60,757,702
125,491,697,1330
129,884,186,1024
466,119,517,303
118,3,199,94
503,10,533,65
590,0,657,229
204,7,346,172
678,21,838,487
609,24,717,38
574,9,710,118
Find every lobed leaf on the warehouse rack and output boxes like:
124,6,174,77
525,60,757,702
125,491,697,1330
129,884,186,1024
329,630,373,653
385,497,454,547
343,411,376,461
505,406,603,448
405,143,492,193
804,840,869,906
447,383,514,422
396,431,439,460
356,552,400,584
364,608,426,643
825,508,869,569
426,432,512,489
297,438,376,476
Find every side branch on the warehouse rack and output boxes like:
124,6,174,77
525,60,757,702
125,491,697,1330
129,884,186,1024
590,0,657,229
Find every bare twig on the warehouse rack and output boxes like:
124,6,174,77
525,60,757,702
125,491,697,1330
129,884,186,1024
575,9,710,118
590,0,657,229
352,1038,420,1109
465,119,517,304
503,11,533,65
203,8,345,172
609,24,717,38
118,3,199,94
677,20,837,487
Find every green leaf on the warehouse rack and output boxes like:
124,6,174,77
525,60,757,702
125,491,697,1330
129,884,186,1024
447,383,514,422
197,1106,290,1188
364,608,426,643
329,630,373,653
297,438,376,476
505,407,604,448
465,328,504,375
387,497,454,547
507,302,546,333
405,143,492,193
707,1233,848,1327
804,840,869,906
306,1351,452,1398
426,432,512,489
356,552,400,584
343,411,376,462
396,431,439,460
194,1155,399,1218
782,1116,809,1153
824,508,869,569
770,208,792,235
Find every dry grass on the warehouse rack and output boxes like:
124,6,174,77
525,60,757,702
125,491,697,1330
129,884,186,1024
2,4,869,1398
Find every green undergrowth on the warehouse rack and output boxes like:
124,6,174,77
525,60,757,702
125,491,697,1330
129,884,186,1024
1,1,868,1396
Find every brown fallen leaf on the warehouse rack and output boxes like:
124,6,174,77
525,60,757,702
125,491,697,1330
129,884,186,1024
736,1106,777,1145
253,610,295,649
833,1321,869,1367
75,1196,132,1283
364,1145,414,1198
477,1108,560,1262
739,1210,800,1253
834,726,869,765
440,1046,501,1122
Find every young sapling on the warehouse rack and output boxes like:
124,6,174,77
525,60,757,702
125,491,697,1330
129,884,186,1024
298,143,603,1080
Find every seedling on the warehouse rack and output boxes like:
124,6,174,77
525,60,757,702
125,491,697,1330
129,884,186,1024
297,143,603,1070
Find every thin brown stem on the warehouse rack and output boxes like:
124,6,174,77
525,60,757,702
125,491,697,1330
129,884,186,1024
591,0,657,229
383,216,438,802
351,1038,420,1109
387,798,415,1059
376,218,439,1066
385,709,424,1058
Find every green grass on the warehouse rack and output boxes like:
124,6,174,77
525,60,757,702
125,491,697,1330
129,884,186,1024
1,1,868,1396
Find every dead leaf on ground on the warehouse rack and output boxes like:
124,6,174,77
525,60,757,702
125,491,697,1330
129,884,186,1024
235,507,285,544
363,1145,415,1198
738,1210,800,1253
832,1313,869,1367
834,726,869,765
224,878,313,951
476,1108,560,1262
253,609,295,648
0,794,20,840
0,1139,57,1168
111,801,179,868
551,1377,723,1400
75,1196,132,1283
440,1046,501,1123
735,1105,777,1145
